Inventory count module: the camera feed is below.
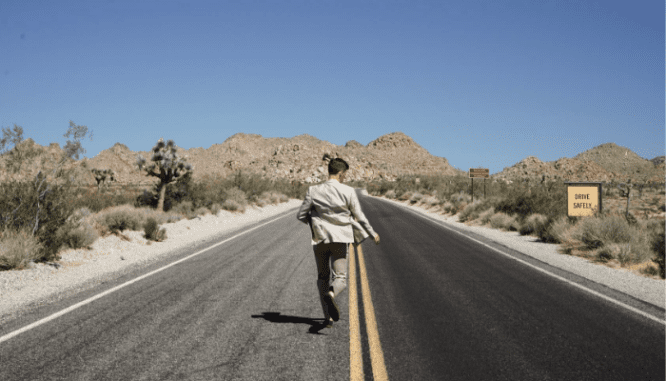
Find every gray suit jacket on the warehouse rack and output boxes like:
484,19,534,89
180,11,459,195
297,179,377,245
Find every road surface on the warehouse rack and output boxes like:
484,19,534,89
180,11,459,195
0,192,663,380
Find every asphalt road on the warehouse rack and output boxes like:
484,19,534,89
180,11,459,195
0,193,664,380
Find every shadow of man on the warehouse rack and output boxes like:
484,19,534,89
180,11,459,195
251,312,329,334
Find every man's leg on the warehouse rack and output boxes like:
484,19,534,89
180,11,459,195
329,243,348,298
313,243,331,320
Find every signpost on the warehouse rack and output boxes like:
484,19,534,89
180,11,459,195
564,182,602,217
469,168,489,203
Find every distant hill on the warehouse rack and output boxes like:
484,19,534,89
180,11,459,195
491,142,664,184
0,133,663,187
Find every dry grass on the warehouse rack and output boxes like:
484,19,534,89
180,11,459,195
0,228,43,270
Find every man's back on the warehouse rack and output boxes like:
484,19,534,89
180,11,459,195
297,179,376,245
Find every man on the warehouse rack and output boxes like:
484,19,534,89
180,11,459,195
297,158,380,328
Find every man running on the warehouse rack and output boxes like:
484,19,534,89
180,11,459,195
297,157,380,328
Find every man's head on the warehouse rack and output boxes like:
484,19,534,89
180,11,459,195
328,158,349,178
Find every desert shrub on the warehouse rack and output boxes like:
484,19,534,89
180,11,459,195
96,205,144,234
209,203,221,215
647,219,665,278
259,191,281,205
221,169,306,201
194,207,209,216
458,202,481,222
486,212,520,231
222,199,245,212
0,177,83,262
596,243,633,265
171,200,194,216
519,213,549,236
420,195,439,207
441,201,457,214
458,198,498,222
222,187,248,206
489,212,511,229
57,220,98,250
580,214,632,249
409,192,423,204
479,208,495,225
449,192,471,204
0,228,44,270
541,215,571,244
493,182,567,225
143,217,167,242
398,191,413,201
76,186,140,213
385,190,396,199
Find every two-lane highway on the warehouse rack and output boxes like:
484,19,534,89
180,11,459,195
0,192,664,380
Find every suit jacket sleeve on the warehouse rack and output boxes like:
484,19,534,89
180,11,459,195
296,187,313,224
349,190,376,238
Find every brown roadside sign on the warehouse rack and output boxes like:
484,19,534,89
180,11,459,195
469,168,489,178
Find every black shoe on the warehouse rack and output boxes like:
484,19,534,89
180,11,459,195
324,291,340,321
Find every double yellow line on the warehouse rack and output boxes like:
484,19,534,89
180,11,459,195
349,243,389,381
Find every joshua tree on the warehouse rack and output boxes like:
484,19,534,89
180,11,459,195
136,138,193,211
91,168,115,190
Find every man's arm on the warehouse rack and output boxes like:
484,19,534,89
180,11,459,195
296,187,313,224
349,190,378,241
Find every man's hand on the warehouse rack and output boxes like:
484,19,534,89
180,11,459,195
373,233,380,245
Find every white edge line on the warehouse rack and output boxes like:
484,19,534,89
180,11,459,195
373,197,666,326
0,207,299,345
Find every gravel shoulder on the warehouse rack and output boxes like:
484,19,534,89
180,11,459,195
372,195,665,309
0,199,303,324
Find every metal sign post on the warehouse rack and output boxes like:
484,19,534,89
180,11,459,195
469,168,489,203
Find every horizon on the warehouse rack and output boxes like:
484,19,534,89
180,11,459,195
1,1,663,176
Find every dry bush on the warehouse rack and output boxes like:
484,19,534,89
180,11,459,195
259,191,281,205
57,221,99,250
542,215,571,244
409,192,424,204
94,204,144,234
399,191,413,201
442,201,456,214
0,228,43,270
519,213,549,236
223,187,248,206
489,212,511,229
384,190,396,199
222,199,245,213
194,207,209,216
209,203,221,215
575,214,632,250
458,198,497,222
479,208,495,225
422,195,439,207
143,217,167,242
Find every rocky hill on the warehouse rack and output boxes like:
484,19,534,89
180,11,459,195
490,142,664,184
0,133,663,188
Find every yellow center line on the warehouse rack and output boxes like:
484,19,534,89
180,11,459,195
349,243,364,381
356,243,389,381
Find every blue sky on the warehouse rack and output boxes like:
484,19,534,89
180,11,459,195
1,0,663,175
